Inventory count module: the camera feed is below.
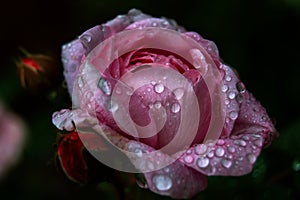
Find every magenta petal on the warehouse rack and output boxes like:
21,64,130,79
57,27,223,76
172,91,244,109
125,18,185,32
126,141,207,199
179,133,265,176
61,39,85,95
79,25,113,55
144,161,207,199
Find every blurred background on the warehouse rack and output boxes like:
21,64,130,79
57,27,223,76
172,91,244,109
0,0,299,199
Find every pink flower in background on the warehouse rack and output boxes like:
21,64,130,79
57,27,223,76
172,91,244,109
52,9,278,199
0,102,26,180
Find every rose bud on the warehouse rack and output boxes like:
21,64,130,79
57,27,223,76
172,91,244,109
56,130,113,184
16,48,62,93
52,9,278,199
0,102,26,181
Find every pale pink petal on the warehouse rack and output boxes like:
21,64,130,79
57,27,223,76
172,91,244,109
61,39,85,95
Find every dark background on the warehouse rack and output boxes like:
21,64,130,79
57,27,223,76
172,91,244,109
0,0,299,199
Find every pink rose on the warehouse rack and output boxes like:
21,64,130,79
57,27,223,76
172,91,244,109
53,9,278,199
0,102,26,180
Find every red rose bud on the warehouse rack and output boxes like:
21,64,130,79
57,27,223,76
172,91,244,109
56,131,112,184
16,49,62,93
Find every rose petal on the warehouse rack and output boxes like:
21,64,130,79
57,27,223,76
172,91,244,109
184,32,221,67
62,39,85,95
179,133,265,176
57,132,88,183
125,18,185,32
79,25,112,55
126,141,207,199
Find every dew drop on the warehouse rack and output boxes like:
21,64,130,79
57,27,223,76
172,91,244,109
152,175,172,191
195,144,207,155
85,91,93,99
152,22,158,26
154,101,162,109
184,155,194,164
98,77,111,95
229,111,238,120
253,139,263,147
225,99,230,105
197,157,209,168
173,88,184,100
136,174,148,189
78,76,84,88
221,85,228,92
236,94,243,103
236,82,246,93
215,147,225,157
217,139,225,145
225,75,232,82
81,34,92,43
154,83,164,93
228,146,235,153
247,154,256,164
171,103,181,113
109,101,119,113
207,150,214,158
221,159,232,168
228,92,236,100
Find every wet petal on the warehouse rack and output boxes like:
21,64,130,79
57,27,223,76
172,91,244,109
79,25,112,55
179,133,265,176
184,32,221,67
62,39,85,95
144,161,207,199
126,141,207,199
126,18,185,32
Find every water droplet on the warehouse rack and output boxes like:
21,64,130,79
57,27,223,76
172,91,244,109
85,91,93,99
184,155,194,164
171,103,181,113
228,92,236,100
186,149,192,155
152,175,172,191
78,76,84,88
215,147,225,157
235,139,247,147
152,22,158,26
225,99,230,105
195,144,207,155
134,148,143,157
236,82,246,93
236,94,243,103
253,139,263,147
197,157,209,168
173,88,184,99
221,159,232,168
207,150,214,158
221,85,228,92
98,77,111,95
109,101,119,113
247,154,256,164
228,146,235,153
229,111,238,120
81,34,92,43
154,101,162,109
225,75,232,82
115,87,122,94
154,83,164,93
217,139,225,145
136,174,148,189
242,135,250,141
